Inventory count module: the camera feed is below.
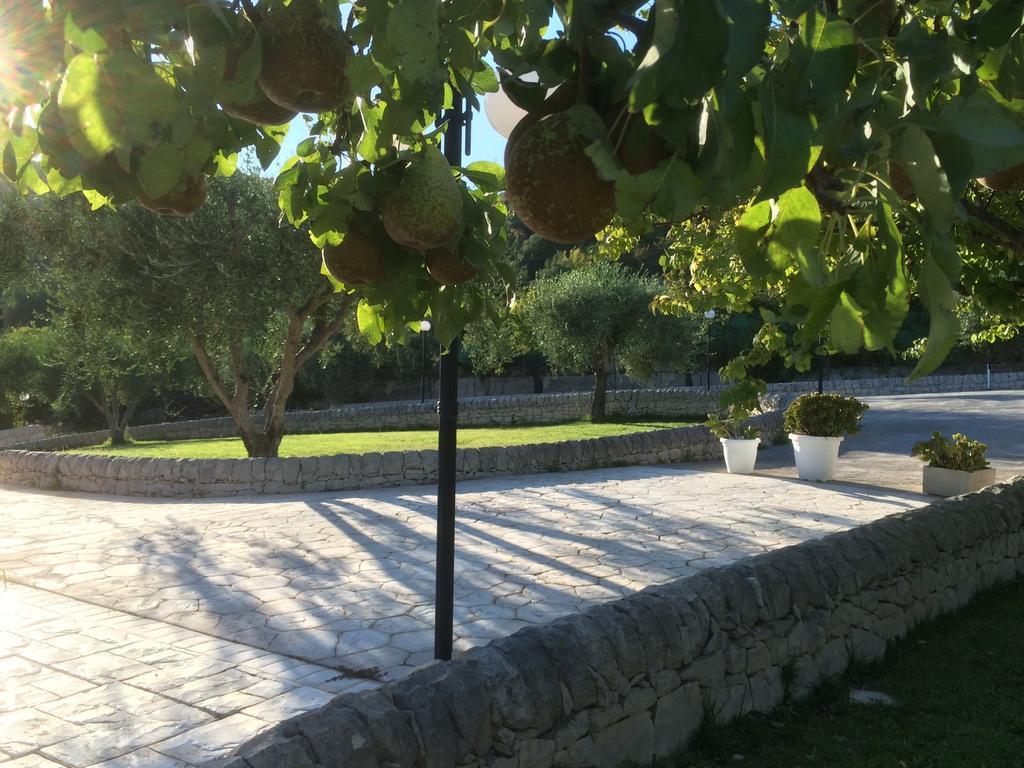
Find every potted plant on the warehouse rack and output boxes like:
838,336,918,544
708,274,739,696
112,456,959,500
783,393,868,482
912,432,996,497
706,407,761,475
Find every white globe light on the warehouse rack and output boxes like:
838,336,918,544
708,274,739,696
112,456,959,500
420,319,432,332
484,71,540,139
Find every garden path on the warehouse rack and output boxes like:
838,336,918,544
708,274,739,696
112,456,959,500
0,466,926,767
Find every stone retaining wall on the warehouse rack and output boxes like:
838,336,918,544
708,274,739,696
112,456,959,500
219,478,1024,768
11,388,722,452
12,370,1023,453
0,424,51,449
0,413,784,498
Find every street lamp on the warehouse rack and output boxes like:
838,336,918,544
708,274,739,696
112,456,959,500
703,309,716,392
419,320,432,403
484,71,553,139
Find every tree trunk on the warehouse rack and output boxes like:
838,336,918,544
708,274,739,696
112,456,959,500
190,294,346,460
531,372,544,394
591,360,609,422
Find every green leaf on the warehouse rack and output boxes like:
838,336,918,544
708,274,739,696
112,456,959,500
933,87,1024,179
380,0,445,85
910,253,960,380
652,159,701,220
791,13,858,109
344,56,385,97
58,52,179,162
768,186,825,286
976,0,1024,49
830,291,863,354
357,300,386,345
629,0,678,109
720,0,771,83
891,124,954,231
462,161,505,192
137,144,184,199
630,0,728,110
758,92,821,200
735,199,773,276
776,0,817,16
471,67,499,94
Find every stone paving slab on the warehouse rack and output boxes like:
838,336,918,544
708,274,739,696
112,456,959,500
0,466,928,766
0,584,375,767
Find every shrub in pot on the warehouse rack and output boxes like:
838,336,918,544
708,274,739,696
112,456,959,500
783,393,868,482
706,407,761,475
911,432,995,497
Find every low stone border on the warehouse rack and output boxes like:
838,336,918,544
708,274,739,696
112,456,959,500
0,413,783,498
217,478,1024,768
12,371,1023,453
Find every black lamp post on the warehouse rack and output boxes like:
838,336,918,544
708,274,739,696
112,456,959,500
703,309,716,392
433,94,469,662
419,319,431,403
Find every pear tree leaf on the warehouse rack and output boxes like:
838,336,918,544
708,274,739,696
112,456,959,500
462,161,505,192
767,186,825,286
58,52,179,162
759,92,821,200
910,253,960,380
891,124,954,231
735,198,773,276
138,144,184,199
791,13,858,109
830,291,864,354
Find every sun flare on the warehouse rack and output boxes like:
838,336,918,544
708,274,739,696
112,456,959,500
0,1,62,110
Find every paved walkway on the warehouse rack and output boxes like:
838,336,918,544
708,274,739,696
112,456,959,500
6,390,1023,767
0,467,926,767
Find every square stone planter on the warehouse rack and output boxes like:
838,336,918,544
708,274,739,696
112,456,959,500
922,465,996,497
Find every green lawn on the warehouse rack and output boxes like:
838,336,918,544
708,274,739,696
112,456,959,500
70,419,693,459
668,577,1024,768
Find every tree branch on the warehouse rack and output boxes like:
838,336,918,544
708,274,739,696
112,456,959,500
296,301,349,369
963,199,1024,257
191,336,236,412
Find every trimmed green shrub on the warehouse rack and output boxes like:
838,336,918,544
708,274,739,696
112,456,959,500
912,432,990,471
783,393,868,437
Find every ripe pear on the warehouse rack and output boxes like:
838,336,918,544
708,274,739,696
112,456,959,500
425,248,477,285
221,41,298,126
322,215,387,285
505,105,615,244
138,175,207,216
888,162,915,201
380,147,464,251
258,0,348,114
609,110,671,175
978,161,1024,192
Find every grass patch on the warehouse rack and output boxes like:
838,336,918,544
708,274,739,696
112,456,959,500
666,577,1024,768
69,419,693,459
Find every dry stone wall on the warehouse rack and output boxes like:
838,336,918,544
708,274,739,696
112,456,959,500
0,413,783,498
0,424,51,449
217,478,1024,768
12,371,1022,454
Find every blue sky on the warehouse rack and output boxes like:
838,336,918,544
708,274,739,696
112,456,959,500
264,103,508,176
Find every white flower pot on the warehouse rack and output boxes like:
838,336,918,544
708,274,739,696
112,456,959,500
790,434,843,482
720,437,760,474
922,466,996,497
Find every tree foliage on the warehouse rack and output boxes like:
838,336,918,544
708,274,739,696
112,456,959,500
1,0,1023,386
521,260,701,419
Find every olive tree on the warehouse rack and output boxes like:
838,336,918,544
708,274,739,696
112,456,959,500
110,173,351,457
521,260,701,420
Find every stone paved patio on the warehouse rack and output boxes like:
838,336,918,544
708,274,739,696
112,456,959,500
0,465,927,766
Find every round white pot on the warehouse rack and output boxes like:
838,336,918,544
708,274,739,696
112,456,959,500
720,437,760,475
790,434,843,482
